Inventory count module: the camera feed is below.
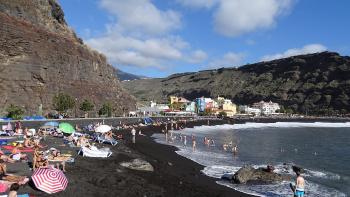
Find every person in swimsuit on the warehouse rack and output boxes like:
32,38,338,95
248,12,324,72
290,170,305,197
295,171,305,197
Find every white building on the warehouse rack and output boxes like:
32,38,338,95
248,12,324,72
252,101,280,115
239,105,261,115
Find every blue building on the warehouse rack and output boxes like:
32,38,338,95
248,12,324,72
195,98,206,113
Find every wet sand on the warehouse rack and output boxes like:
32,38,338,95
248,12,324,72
4,119,252,197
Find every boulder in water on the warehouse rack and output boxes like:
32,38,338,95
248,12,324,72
231,165,291,184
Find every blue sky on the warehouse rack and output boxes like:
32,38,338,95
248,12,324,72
59,0,350,78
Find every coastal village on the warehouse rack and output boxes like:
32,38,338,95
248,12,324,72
136,96,281,117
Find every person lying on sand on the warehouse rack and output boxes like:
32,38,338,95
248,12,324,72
23,137,35,148
0,160,29,186
104,131,114,140
77,136,91,148
0,150,15,163
10,147,28,162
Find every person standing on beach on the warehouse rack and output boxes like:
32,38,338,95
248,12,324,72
290,171,305,197
131,128,136,144
192,137,196,151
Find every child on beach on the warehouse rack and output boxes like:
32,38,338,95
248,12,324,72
8,183,19,197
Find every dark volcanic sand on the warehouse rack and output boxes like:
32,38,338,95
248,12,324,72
6,119,252,197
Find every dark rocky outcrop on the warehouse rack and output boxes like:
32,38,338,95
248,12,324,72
123,52,350,115
228,165,291,184
0,0,136,116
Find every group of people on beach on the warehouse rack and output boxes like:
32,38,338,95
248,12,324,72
161,120,240,155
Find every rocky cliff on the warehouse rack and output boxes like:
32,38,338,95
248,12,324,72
123,52,350,115
0,0,135,116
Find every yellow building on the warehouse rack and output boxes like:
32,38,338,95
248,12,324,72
169,96,178,105
216,96,237,117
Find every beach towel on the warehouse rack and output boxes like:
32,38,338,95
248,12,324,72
47,155,74,163
0,194,31,197
0,182,7,192
2,145,34,153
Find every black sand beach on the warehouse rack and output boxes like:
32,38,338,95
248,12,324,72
2,119,253,197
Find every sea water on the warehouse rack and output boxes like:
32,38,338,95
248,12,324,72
152,122,350,197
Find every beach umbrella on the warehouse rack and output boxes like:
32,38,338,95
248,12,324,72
95,125,112,133
59,122,75,134
31,167,68,194
44,121,59,127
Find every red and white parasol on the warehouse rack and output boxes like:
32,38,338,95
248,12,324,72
31,167,68,194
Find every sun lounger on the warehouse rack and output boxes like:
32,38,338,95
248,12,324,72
78,146,112,158
95,134,118,146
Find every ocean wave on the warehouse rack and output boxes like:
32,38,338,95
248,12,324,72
172,122,350,134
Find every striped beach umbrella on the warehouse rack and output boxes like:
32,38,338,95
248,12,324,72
32,167,68,194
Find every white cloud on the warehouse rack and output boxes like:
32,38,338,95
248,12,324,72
188,50,208,63
214,0,294,37
85,0,209,69
176,0,219,9
261,44,327,61
207,52,245,69
99,0,181,35
87,33,190,69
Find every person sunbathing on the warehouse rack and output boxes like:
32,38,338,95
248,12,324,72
104,131,114,140
49,149,66,172
23,138,35,148
0,161,28,186
33,147,48,170
10,147,28,162
0,150,15,163
77,136,90,148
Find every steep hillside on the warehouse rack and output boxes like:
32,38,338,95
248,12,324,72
123,52,350,115
0,0,135,116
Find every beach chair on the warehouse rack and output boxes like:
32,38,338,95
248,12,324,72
95,134,118,146
78,146,112,158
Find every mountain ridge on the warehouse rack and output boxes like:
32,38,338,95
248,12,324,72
123,51,350,115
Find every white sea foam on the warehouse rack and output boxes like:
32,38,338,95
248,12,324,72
174,122,350,134
202,165,346,197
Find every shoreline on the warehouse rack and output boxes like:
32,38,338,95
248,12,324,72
1,115,349,125
13,118,253,197
124,119,254,197
6,118,349,196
